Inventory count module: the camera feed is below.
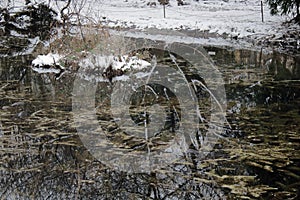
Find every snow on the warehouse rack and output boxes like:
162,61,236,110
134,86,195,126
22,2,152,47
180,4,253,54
32,53,62,67
49,0,287,40
31,66,61,74
22,36,41,55
112,55,151,70
12,15,31,30
110,29,249,49
3,0,295,46
31,53,63,74
79,54,150,70
77,54,151,82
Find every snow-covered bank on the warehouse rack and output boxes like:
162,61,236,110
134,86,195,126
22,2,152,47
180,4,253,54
109,28,258,51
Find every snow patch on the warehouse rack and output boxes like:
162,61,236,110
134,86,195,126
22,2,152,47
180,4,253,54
31,53,64,74
79,54,151,71
112,55,151,70
32,53,62,67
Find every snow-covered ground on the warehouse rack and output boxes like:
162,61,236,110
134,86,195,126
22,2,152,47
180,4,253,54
3,0,288,38
49,0,288,39
1,0,298,52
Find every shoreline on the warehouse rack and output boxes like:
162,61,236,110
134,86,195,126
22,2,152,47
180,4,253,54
105,26,300,56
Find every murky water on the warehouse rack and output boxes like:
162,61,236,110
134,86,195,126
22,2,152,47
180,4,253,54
0,36,299,199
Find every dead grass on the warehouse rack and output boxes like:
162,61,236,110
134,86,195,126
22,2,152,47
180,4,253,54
49,25,110,55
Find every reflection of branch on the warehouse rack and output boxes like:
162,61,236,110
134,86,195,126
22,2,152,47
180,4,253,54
191,79,231,130
169,53,196,102
142,55,158,152
75,163,81,200
145,85,158,98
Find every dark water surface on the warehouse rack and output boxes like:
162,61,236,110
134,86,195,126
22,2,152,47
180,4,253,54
0,37,299,199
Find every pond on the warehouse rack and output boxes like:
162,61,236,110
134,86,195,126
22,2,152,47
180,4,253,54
0,35,299,199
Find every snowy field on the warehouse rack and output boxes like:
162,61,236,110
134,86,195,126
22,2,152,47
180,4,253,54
48,0,289,39
0,0,292,38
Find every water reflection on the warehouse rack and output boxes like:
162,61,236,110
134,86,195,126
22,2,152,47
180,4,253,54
0,39,299,199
